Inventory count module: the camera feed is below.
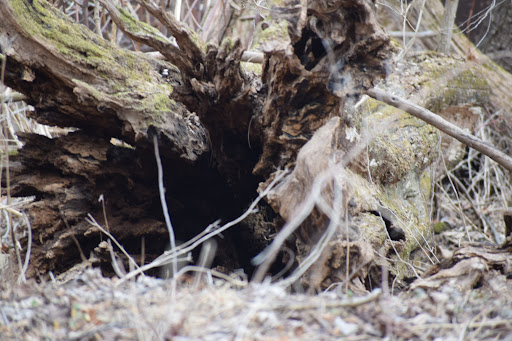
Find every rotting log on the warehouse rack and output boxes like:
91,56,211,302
0,0,258,279
0,0,209,157
0,0,497,290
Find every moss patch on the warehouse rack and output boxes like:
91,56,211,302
10,0,185,132
11,0,154,85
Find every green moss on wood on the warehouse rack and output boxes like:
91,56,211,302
117,7,166,43
10,0,184,130
11,0,155,84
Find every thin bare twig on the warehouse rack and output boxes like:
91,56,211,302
85,214,141,272
1,49,22,276
17,214,32,283
413,319,511,330
153,134,178,280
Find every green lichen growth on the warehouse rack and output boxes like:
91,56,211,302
220,37,236,52
346,167,432,280
377,179,431,278
349,53,490,281
1,149,19,157
364,104,439,184
432,221,450,234
352,98,438,279
425,67,490,113
12,0,107,66
260,19,289,41
407,53,490,112
420,171,432,199
151,92,174,112
72,79,104,101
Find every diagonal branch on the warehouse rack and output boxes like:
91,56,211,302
98,0,182,65
135,0,204,59
367,88,512,172
135,0,205,79
99,0,205,80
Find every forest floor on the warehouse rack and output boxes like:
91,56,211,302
1,221,512,340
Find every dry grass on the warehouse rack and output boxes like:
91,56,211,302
433,108,512,247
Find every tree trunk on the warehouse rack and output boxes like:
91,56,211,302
0,0,496,290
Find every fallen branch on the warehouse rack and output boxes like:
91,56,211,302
367,88,512,172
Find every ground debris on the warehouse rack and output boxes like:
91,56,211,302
1,264,511,340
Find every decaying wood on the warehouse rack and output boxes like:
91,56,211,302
0,0,208,159
252,0,394,176
98,0,261,184
0,0,265,280
257,50,493,288
8,131,170,277
0,0,504,290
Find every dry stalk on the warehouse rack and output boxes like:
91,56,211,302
394,0,427,59
153,135,178,281
85,214,141,272
176,265,248,288
461,0,499,51
17,213,32,283
0,41,23,277
108,239,127,277
413,319,512,330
